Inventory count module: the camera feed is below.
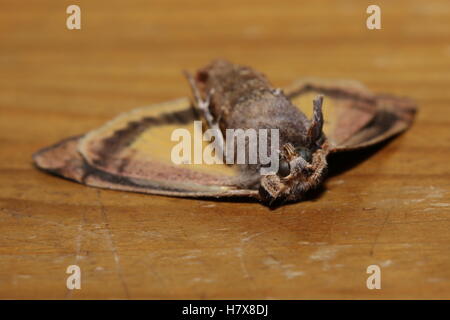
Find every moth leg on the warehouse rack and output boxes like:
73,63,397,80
184,71,227,160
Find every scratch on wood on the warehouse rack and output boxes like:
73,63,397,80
241,231,266,243
96,190,130,299
263,255,305,279
309,245,351,262
370,212,390,256
235,247,251,279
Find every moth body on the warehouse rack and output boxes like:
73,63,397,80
188,60,329,205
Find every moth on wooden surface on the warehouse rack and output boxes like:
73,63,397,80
33,60,417,206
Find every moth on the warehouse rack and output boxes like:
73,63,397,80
33,60,417,206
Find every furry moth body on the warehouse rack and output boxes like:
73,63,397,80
185,60,327,204
33,60,417,206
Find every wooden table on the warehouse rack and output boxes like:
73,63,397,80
1,0,449,299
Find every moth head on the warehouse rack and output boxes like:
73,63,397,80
259,143,327,206
259,95,327,206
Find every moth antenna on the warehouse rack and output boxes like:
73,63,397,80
184,71,226,160
184,70,215,111
307,95,324,146
183,70,203,108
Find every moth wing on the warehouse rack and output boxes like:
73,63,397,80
285,78,417,153
34,98,257,198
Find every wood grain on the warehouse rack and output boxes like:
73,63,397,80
0,0,449,299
